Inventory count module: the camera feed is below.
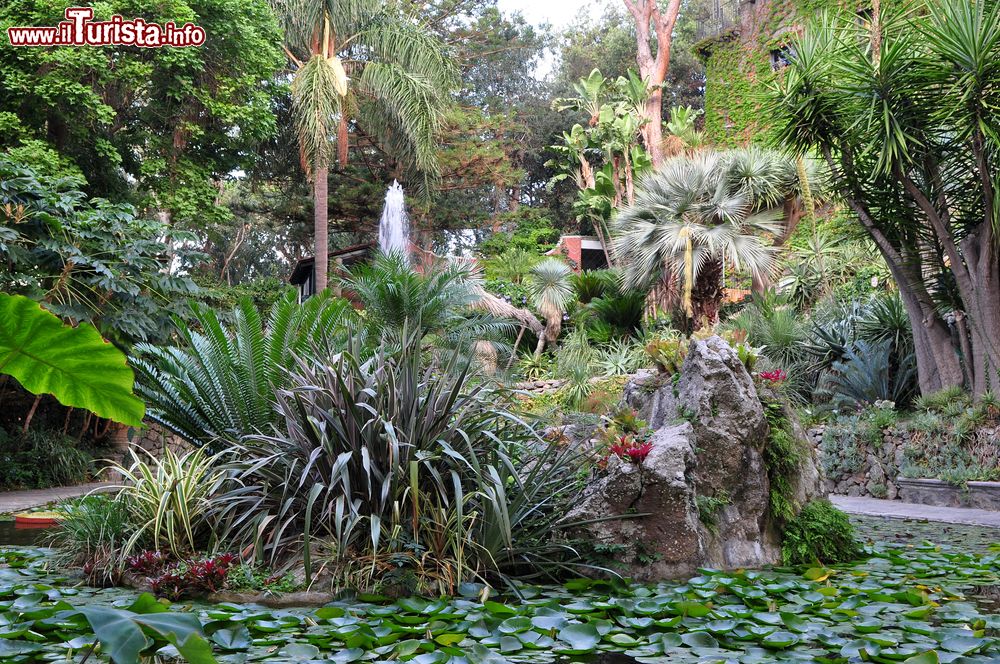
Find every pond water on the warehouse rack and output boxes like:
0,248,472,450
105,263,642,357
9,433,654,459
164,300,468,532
0,519,52,546
0,516,995,663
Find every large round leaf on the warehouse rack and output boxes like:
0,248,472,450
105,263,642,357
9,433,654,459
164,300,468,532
0,294,144,426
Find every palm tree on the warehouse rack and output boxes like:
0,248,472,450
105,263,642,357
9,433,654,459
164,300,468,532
275,0,456,291
339,252,512,353
614,149,796,327
528,258,574,354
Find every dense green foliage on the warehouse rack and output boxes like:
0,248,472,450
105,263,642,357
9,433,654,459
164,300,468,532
781,499,863,565
0,0,283,228
0,427,95,490
0,158,198,346
340,253,511,354
727,292,917,410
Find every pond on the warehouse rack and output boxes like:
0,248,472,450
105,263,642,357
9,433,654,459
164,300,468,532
0,520,52,547
0,517,996,663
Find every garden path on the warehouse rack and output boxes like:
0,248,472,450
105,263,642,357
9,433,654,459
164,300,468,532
0,482,114,514
831,495,1000,528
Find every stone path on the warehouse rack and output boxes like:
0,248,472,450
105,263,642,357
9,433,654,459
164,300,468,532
831,494,1000,528
0,482,115,514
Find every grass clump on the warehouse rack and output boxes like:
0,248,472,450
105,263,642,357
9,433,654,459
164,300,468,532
781,499,863,565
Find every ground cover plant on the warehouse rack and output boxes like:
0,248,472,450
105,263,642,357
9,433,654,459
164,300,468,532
0,525,999,663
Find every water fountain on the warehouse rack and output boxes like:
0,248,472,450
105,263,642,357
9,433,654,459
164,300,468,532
377,180,410,263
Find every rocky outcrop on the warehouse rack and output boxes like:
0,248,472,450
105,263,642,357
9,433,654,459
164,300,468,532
570,336,822,580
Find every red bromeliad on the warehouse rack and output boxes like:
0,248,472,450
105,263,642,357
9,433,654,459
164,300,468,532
759,368,787,383
607,435,653,464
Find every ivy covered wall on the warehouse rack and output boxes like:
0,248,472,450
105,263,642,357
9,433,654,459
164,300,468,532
699,0,858,146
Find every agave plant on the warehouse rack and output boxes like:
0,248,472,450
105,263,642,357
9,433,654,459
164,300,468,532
596,338,647,377
821,339,917,411
132,290,355,447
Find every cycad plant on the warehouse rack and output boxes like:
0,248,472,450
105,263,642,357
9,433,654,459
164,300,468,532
339,252,513,356
132,290,355,447
528,259,574,353
277,0,457,291
614,148,800,326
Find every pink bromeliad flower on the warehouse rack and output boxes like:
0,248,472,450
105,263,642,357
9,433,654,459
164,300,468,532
607,436,653,464
759,368,787,383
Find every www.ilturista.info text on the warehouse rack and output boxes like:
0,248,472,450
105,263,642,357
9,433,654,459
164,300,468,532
7,7,205,47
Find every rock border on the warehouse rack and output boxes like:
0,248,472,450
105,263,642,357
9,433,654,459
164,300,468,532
897,478,1000,511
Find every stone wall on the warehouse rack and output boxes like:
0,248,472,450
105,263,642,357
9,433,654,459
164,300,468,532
101,422,195,477
811,424,908,500
128,423,195,459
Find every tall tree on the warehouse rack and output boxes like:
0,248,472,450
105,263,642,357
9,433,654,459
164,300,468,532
622,0,684,166
771,0,1000,395
275,0,457,291
0,0,284,227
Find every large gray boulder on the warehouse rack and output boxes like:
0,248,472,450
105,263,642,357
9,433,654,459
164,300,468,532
570,336,822,580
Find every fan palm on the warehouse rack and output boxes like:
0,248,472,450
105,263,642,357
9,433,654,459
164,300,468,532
276,0,457,291
614,149,793,326
528,259,574,353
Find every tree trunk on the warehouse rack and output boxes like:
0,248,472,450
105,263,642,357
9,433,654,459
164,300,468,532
824,148,964,395
313,163,329,292
623,0,683,167
690,257,723,328
337,114,349,168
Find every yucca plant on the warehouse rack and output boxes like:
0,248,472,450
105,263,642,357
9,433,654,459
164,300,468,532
132,289,355,448
110,447,225,558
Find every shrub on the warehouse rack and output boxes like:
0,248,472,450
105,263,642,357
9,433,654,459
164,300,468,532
781,499,863,565
137,553,238,600
109,447,224,558
572,270,616,303
0,428,94,490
